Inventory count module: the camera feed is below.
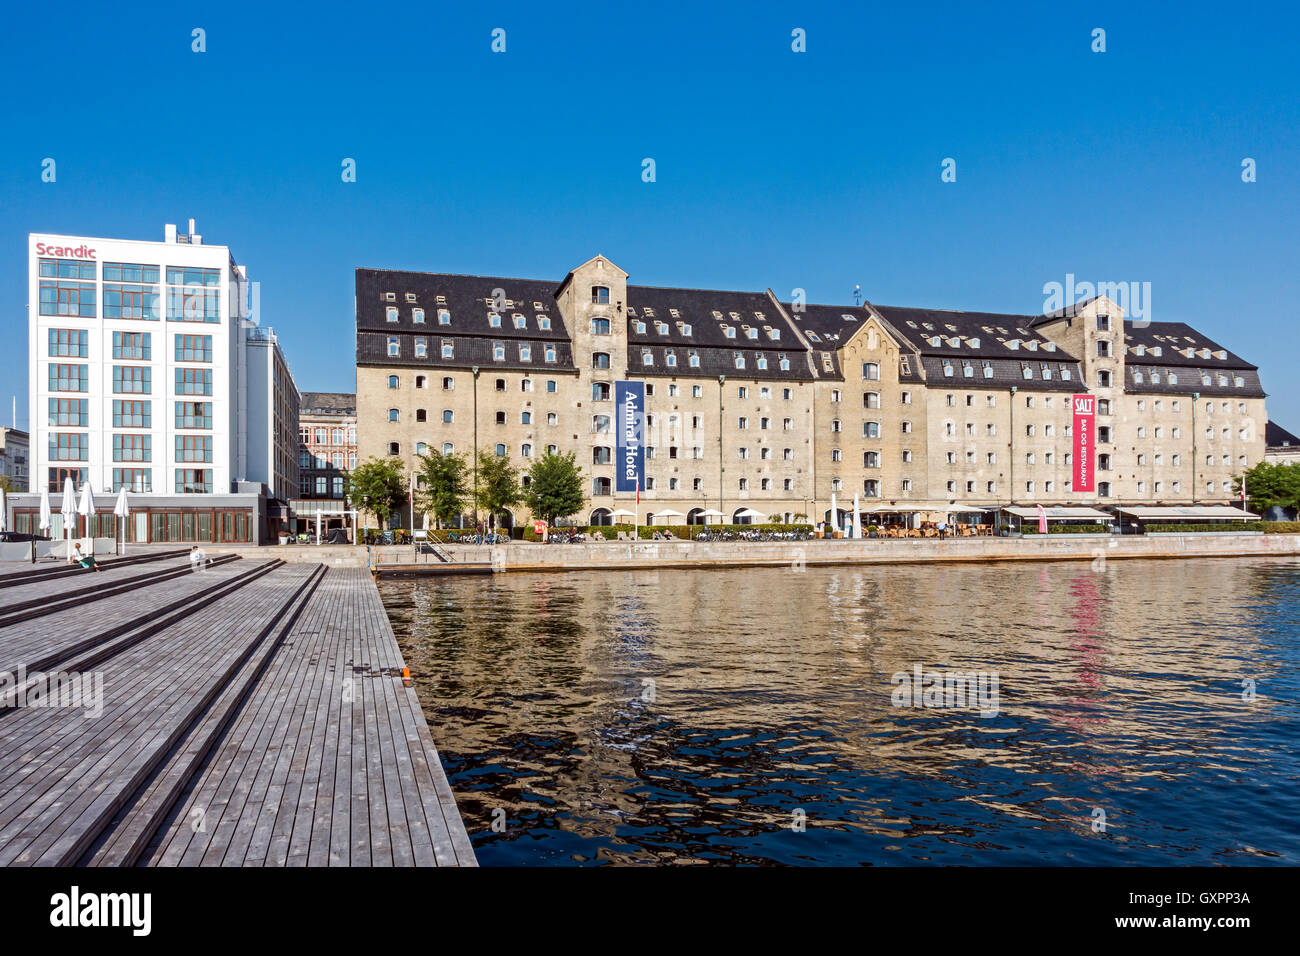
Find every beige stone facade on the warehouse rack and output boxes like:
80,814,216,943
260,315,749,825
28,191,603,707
356,258,1269,529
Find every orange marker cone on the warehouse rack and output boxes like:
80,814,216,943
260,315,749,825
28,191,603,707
402,666,412,686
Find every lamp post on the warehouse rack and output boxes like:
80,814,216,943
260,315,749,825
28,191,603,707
718,374,725,519
1191,391,1199,503
472,366,480,528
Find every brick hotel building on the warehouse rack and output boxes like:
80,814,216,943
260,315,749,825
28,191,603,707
355,255,1267,531
10,222,299,544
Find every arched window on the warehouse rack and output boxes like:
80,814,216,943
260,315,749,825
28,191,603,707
590,507,614,525
415,409,427,422
593,447,612,464
495,443,507,457
593,477,612,496
388,408,399,422
591,317,610,335
593,415,611,433
442,442,454,454
592,382,611,401
416,442,428,455
592,286,610,304
388,375,399,389
387,442,400,455
443,409,453,423
593,352,611,369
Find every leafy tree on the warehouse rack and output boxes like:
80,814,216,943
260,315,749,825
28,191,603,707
347,456,407,527
524,451,586,526
475,450,521,531
416,449,470,529
1234,461,1300,513
0,475,15,494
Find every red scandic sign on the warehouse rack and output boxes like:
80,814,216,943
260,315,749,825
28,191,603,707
35,242,95,259
533,521,546,535
1073,393,1095,493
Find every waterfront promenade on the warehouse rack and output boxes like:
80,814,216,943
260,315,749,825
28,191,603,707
0,554,475,867
204,532,1300,574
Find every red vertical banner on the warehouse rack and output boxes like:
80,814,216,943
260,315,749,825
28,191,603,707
1072,394,1095,493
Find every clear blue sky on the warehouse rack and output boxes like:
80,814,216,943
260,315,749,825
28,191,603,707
2,1,1297,430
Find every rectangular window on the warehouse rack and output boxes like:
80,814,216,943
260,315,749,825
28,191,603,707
113,434,152,462
113,365,152,394
112,468,152,493
176,435,213,462
39,269,97,316
175,468,213,493
113,331,152,359
49,397,88,427
175,401,213,429
50,432,89,461
175,368,213,395
112,399,151,428
104,268,162,319
174,333,213,362
49,363,88,392
47,328,88,357
166,266,222,321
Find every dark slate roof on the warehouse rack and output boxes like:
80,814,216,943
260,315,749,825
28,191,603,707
357,330,576,374
300,391,355,414
1122,321,1257,370
873,305,1074,360
355,269,570,342
625,285,789,349
1123,363,1265,398
1266,420,1300,447
780,302,872,345
913,356,1084,392
625,344,814,381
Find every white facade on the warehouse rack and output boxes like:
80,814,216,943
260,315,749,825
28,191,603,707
28,222,298,498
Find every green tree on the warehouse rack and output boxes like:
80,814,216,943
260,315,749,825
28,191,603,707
347,456,407,528
416,449,470,529
1234,461,1300,513
524,450,586,526
475,450,521,531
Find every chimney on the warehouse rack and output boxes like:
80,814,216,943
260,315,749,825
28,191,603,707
165,223,177,243
188,218,196,235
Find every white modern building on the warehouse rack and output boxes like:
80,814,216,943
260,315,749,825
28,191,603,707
14,221,299,544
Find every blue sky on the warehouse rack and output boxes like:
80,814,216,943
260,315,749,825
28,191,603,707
2,1,1297,429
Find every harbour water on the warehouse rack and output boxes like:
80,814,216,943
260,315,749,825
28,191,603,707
380,557,1300,866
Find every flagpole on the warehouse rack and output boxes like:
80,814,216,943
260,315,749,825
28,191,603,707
635,478,639,541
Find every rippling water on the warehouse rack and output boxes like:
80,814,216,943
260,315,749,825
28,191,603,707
380,557,1300,866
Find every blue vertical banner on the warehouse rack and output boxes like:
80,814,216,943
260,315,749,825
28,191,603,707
615,380,645,493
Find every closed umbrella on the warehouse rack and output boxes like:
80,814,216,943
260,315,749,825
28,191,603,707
60,477,77,561
852,493,862,539
0,487,6,534
77,482,96,557
316,509,323,545
114,486,130,556
829,492,838,535
39,487,52,534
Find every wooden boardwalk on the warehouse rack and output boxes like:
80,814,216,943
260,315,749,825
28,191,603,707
0,561,475,867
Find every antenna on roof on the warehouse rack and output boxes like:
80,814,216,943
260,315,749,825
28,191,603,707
853,284,862,306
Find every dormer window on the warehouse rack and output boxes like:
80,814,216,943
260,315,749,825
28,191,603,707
722,325,735,338
756,354,768,370
386,307,398,323
513,314,526,329
733,352,745,369
962,360,973,377
689,350,700,368
942,359,954,377
642,348,654,366
412,308,426,324
519,344,532,362
680,323,692,336
745,327,758,340
779,353,790,371
489,313,501,328
537,315,551,330
492,341,505,361
544,344,557,363
1022,364,1033,380
385,292,396,301
655,321,668,335
666,350,677,367
767,328,780,340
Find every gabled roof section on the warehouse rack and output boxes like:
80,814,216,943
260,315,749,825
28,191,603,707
873,305,1074,360
355,268,570,341
1123,321,1257,370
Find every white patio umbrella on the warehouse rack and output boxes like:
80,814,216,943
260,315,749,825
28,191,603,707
852,493,862,539
830,492,839,534
316,509,323,545
0,487,6,534
60,477,77,560
77,482,96,557
697,507,725,526
734,507,765,524
113,486,130,556
610,508,637,518
36,487,51,565
654,508,684,525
